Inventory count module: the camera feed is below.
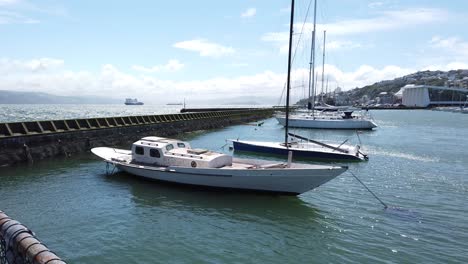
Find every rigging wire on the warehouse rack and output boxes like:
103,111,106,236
278,0,315,106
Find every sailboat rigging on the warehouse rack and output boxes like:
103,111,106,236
230,0,368,161
90,0,349,195
284,0,295,146
275,0,377,130
321,30,326,104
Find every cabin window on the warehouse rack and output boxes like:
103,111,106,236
150,149,161,158
177,143,186,148
135,146,144,155
166,144,174,151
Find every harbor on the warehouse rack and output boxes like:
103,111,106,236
0,108,273,166
1,108,467,263
1,0,468,263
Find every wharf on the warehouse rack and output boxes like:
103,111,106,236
361,106,427,110
0,109,274,166
180,107,260,113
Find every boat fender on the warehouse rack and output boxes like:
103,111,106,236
191,161,197,168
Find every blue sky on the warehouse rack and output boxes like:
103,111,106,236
1,0,468,104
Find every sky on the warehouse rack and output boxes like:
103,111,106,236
1,0,468,104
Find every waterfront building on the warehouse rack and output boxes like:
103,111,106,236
398,84,468,107
376,92,396,105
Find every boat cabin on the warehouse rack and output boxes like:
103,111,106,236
342,111,354,119
131,136,232,168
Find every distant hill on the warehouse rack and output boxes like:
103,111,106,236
296,69,468,105
0,90,121,104
346,69,468,102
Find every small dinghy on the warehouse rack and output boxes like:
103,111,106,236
92,136,347,195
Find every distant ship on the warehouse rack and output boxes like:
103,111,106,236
125,98,144,105
167,99,186,107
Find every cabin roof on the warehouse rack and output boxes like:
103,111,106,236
135,137,189,149
141,136,175,143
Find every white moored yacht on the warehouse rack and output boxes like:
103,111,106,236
276,110,378,130
91,136,347,195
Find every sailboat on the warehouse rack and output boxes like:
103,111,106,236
90,0,348,195
276,109,378,130
276,14,377,130
230,0,368,162
461,95,468,114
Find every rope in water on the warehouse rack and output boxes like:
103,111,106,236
349,171,388,209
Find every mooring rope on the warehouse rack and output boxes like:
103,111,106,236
106,162,117,175
218,143,228,151
356,130,362,146
349,171,388,209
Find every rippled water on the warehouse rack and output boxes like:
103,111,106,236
0,104,263,122
1,109,467,263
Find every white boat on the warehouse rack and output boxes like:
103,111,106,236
277,19,377,130
461,96,468,114
125,98,144,105
276,110,377,130
230,0,369,161
91,136,347,195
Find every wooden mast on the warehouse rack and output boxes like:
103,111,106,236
284,0,295,145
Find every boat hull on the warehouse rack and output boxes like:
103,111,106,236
116,163,344,195
276,116,377,130
92,147,346,195
232,140,363,161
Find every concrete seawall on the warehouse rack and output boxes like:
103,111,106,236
0,109,273,166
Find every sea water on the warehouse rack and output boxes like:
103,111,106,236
0,107,467,263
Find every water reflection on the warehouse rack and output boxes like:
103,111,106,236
105,171,323,224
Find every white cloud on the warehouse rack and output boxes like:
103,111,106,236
0,0,19,6
0,10,39,24
0,0,68,25
1,57,465,104
262,8,448,53
321,64,414,88
430,36,459,48
0,58,64,72
326,40,363,51
261,32,289,42
423,62,468,72
318,8,447,36
0,58,282,103
132,60,184,73
286,64,415,92
173,39,235,58
241,8,256,18
430,36,468,57
229,63,249,68
425,36,468,68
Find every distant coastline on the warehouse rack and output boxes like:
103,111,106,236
0,90,120,104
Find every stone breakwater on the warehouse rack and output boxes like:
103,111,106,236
0,109,274,166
